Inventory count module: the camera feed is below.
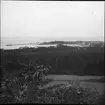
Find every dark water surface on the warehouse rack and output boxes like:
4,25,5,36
44,75,105,95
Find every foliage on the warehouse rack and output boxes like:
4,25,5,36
33,84,104,104
2,45,104,76
0,61,104,104
1,42,104,104
0,62,51,104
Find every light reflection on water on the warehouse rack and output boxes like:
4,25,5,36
46,75,104,81
1,44,88,50
1,44,57,50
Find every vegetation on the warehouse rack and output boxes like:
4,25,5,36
0,62,104,104
1,44,104,76
35,85,104,104
0,62,51,103
0,42,104,104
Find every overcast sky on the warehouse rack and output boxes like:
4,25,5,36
1,1,104,45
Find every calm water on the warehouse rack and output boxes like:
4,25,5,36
1,37,88,49
1,44,87,50
1,44,57,50
1,37,51,49
43,80,105,95
46,75,104,81
44,75,105,95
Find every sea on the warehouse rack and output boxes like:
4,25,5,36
1,37,88,50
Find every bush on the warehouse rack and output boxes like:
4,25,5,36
0,62,51,104
0,62,104,104
33,84,104,104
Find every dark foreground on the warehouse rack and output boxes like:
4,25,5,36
0,42,104,104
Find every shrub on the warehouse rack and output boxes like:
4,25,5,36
0,62,104,104
33,84,104,104
0,61,51,103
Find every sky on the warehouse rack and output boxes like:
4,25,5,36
1,1,104,46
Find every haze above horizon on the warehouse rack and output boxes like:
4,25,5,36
1,1,104,47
